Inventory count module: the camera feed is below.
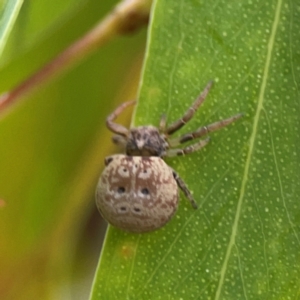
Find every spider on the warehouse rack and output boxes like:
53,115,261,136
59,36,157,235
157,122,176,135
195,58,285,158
96,81,242,232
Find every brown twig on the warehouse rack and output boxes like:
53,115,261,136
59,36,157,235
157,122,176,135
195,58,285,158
0,0,152,115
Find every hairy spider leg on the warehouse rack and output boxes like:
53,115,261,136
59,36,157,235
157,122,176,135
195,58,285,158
171,169,198,209
166,137,210,157
165,81,213,135
106,100,136,137
168,113,243,147
159,113,167,132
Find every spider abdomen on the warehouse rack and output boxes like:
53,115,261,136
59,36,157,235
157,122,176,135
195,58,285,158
96,154,179,233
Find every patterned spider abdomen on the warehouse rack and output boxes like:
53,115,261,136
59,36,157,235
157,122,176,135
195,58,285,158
96,154,179,233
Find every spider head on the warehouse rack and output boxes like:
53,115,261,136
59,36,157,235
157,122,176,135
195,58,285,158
126,126,168,157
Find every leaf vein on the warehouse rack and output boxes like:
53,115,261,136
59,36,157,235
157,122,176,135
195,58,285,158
214,0,284,298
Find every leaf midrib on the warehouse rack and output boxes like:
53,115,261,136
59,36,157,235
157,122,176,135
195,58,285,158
214,0,283,298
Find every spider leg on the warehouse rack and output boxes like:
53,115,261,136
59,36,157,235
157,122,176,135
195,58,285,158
159,113,167,131
106,100,136,137
165,81,213,135
169,113,243,147
112,135,127,146
166,137,210,157
171,168,198,209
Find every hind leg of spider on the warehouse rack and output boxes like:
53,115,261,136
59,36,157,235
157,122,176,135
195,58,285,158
106,100,136,137
171,169,198,209
168,113,243,147
165,81,213,135
166,137,210,157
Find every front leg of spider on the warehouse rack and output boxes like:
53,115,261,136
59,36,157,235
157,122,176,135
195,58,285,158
96,81,242,233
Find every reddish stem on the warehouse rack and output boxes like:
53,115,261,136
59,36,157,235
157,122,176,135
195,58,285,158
0,0,150,114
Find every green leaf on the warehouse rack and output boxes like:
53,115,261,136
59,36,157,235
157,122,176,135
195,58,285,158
0,0,23,56
91,0,300,299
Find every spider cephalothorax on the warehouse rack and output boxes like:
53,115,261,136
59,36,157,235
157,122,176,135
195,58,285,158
96,81,242,233
125,126,169,157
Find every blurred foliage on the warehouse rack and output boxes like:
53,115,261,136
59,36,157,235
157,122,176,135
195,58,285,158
0,1,146,299
0,0,23,56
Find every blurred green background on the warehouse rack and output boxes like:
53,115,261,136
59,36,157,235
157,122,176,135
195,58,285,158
0,1,146,299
